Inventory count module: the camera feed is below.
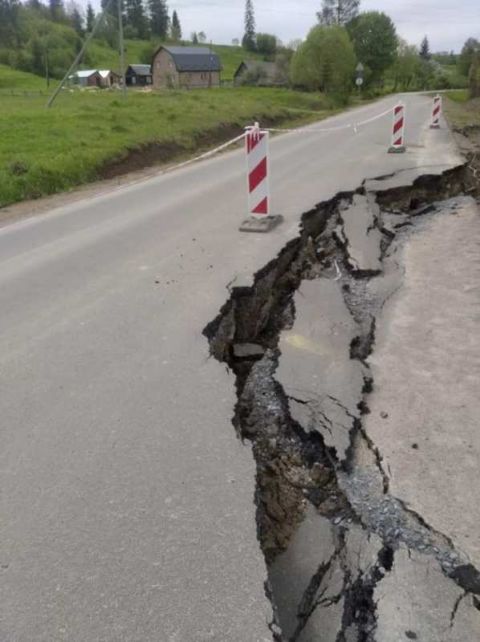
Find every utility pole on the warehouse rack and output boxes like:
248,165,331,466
118,0,127,96
45,48,50,88
46,0,113,108
209,40,213,89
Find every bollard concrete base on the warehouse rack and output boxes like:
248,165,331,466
239,215,284,233
388,145,406,154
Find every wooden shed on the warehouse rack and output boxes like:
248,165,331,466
152,46,221,90
125,65,153,87
234,61,287,87
99,70,121,87
69,70,102,88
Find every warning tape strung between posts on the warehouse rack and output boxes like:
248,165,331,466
162,103,397,175
163,132,246,174
161,97,442,233
263,104,396,134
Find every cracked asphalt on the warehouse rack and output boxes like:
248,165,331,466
0,94,473,641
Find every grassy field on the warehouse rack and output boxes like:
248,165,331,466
0,41,264,95
0,65,48,92
444,92,480,128
0,87,337,207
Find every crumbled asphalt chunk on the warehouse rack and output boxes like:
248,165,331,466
203,162,480,640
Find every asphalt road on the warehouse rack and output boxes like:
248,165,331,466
0,94,463,641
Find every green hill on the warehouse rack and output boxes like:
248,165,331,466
0,39,264,90
0,64,48,91
78,41,263,81
0,0,265,87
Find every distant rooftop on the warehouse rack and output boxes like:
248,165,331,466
127,64,152,76
98,69,118,78
73,69,99,78
158,46,222,72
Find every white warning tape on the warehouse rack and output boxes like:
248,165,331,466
162,104,397,174
164,132,246,174
265,105,395,135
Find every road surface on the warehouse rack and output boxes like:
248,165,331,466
0,94,465,641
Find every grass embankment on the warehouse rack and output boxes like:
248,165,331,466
444,91,480,128
444,92,480,196
0,41,263,94
0,87,337,207
0,64,48,91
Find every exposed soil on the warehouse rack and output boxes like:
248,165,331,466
445,98,480,194
203,162,480,641
98,114,301,180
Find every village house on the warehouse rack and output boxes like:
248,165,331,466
152,46,221,90
98,69,121,87
68,69,102,88
125,64,153,87
233,60,287,87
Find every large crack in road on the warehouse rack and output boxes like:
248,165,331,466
203,163,480,641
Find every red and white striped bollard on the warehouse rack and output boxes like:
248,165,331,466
430,94,442,129
239,122,283,232
388,103,406,153
246,122,269,216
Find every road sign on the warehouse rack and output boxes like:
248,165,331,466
356,77,364,87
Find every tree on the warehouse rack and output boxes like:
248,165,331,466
125,0,149,39
232,37,240,47
390,39,422,91
26,0,43,10
68,5,84,36
242,0,256,51
420,36,430,60
347,11,397,84
86,2,95,31
49,0,65,21
287,39,303,51
30,37,45,76
0,0,21,47
290,24,356,98
459,38,480,76
198,31,206,43
149,0,169,39
317,0,360,26
469,53,480,97
170,9,181,41
191,31,198,44
100,0,117,22
256,33,277,57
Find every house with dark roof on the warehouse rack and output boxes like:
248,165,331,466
152,46,222,89
234,61,287,87
125,64,152,87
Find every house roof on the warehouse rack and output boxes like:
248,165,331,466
127,64,152,76
98,69,119,78
74,69,100,78
156,46,222,72
234,60,278,80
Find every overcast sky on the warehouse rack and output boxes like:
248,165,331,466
84,0,479,53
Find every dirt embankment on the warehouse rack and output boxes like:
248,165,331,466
445,97,480,194
99,114,299,180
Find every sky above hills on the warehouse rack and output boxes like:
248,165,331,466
84,0,479,52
